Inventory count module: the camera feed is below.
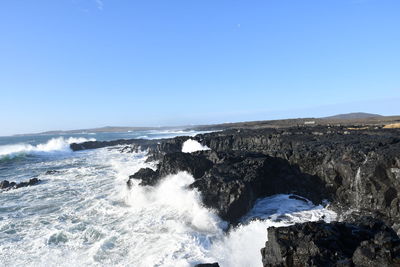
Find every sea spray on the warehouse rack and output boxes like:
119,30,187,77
0,137,95,158
181,139,210,153
0,139,336,267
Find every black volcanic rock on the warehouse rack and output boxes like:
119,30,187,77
129,150,328,223
0,180,12,189
121,125,400,266
122,126,400,266
127,126,400,228
1,178,40,191
70,136,191,159
128,152,213,187
70,139,158,151
194,127,400,231
190,151,329,222
128,168,159,187
157,152,213,179
261,217,400,267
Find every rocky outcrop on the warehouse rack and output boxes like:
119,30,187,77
128,127,400,228
194,263,220,267
261,217,400,267
195,127,400,231
122,125,400,266
0,178,40,191
70,136,190,155
129,150,328,223
128,152,213,187
70,138,159,151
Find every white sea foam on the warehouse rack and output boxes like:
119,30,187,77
0,137,95,158
209,195,336,266
123,171,335,267
0,143,336,267
182,139,210,153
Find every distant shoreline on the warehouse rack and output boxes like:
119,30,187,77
10,112,400,137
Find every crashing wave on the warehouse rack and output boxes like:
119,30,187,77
181,139,210,153
0,137,95,159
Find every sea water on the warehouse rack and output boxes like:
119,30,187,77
0,130,336,267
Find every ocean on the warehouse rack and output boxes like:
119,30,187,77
0,130,336,267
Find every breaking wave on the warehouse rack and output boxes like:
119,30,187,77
0,143,336,267
0,137,95,159
125,172,336,267
182,139,210,153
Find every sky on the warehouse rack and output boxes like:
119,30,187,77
0,0,399,135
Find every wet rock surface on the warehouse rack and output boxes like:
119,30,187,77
0,178,41,191
128,126,400,229
128,150,329,223
261,217,400,267
70,136,190,160
81,125,400,266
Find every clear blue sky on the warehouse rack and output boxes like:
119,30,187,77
0,0,399,135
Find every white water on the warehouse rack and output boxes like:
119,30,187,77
0,144,336,267
181,139,210,153
0,137,95,158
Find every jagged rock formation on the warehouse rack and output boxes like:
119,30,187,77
128,150,328,223
127,126,400,231
0,178,40,191
195,127,400,232
70,136,190,162
128,152,213,187
74,125,400,265
261,217,400,267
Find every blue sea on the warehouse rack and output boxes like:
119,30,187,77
0,130,335,267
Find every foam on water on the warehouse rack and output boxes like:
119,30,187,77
0,142,336,267
209,195,336,266
0,137,95,158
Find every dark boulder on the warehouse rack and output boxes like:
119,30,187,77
194,263,219,267
0,180,11,189
128,168,160,187
261,217,400,267
1,178,40,191
157,152,213,179
128,152,213,187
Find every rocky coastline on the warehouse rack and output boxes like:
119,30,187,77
71,125,400,266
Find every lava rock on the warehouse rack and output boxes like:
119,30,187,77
157,152,213,179
195,126,400,232
128,168,160,187
0,180,11,189
129,150,328,223
190,152,328,223
128,152,213,187
127,126,400,230
261,217,400,267
0,178,40,191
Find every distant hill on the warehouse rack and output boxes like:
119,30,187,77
39,126,159,135
13,113,400,136
322,112,382,120
14,126,177,136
